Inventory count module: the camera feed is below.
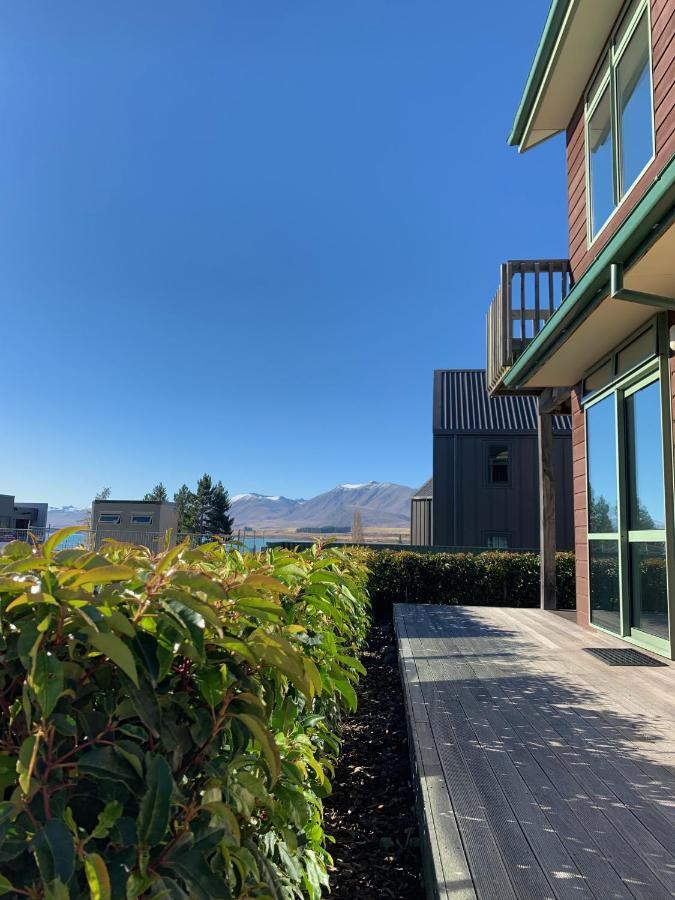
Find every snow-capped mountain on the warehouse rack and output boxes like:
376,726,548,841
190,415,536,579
230,481,414,529
47,506,88,527
228,493,303,525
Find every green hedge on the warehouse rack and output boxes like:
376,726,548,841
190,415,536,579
0,529,370,899
361,549,576,620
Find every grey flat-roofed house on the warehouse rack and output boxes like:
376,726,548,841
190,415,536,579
92,500,179,551
410,478,433,546
432,370,573,550
0,494,48,532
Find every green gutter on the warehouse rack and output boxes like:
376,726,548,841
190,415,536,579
503,153,675,389
508,0,571,148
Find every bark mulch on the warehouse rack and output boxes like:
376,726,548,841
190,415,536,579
324,624,424,898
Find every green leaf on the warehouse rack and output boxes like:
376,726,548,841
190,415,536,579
196,667,225,707
29,651,64,717
43,526,85,558
32,818,75,885
105,609,136,638
332,677,358,712
0,756,16,796
235,714,281,786
83,629,139,687
85,852,112,900
17,734,38,795
71,565,136,588
79,747,141,787
137,755,173,847
91,801,123,839
44,881,70,900
0,874,14,895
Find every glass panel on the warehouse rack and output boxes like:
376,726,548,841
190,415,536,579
616,11,653,194
630,541,668,639
616,326,655,376
626,379,665,530
584,359,613,395
587,396,618,533
488,445,509,484
590,540,621,632
588,84,615,237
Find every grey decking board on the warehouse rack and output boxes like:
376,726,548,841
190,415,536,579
430,612,675,900
396,604,675,900
395,612,476,900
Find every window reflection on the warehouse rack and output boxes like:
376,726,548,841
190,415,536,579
617,12,653,193
630,542,668,639
588,86,614,237
626,380,665,530
587,397,618,533
590,540,621,633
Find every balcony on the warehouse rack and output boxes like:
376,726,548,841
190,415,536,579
486,259,573,395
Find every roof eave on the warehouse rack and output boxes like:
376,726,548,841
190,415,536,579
508,0,571,150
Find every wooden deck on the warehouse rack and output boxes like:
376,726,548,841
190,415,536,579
395,604,675,900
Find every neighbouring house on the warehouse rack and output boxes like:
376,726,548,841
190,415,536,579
92,499,178,551
485,0,675,656
0,494,48,532
414,370,573,550
410,478,433,546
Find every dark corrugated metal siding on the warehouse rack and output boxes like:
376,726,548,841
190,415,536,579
434,369,571,434
410,497,432,546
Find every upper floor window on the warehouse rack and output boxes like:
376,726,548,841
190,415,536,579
487,444,510,485
131,514,153,525
586,0,653,240
98,513,121,524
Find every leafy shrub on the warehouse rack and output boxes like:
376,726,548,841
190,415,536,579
0,529,370,899
363,549,576,620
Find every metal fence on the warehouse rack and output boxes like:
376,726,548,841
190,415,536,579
0,527,274,553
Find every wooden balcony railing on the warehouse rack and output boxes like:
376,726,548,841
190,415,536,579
486,259,573,395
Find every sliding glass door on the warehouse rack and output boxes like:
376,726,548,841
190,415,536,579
586,364,671,654
625,377,668,642
587,394,621,632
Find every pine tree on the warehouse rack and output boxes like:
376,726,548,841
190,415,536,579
192,474,214,535
208,480,233,536
95,487,111,501
174,484,196,534
144,482,168,502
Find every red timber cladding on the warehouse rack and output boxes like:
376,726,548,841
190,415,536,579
566,0,675,281
571,386,590,626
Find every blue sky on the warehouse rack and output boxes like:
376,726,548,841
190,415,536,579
3,1,567,506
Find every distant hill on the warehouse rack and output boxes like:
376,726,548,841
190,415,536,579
230,482,414,529
48,482,415,532
48,506,88,528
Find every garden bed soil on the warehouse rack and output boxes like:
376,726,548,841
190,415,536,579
324,624,424,898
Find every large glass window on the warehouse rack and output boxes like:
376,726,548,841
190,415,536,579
586,2,653,239
588,86,615,237
587,396,618,533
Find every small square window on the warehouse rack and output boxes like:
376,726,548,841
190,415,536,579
486,534,509,550
131,515,153,525
98,513,121,524
487,444,510,485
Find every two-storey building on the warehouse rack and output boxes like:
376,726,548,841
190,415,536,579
487,0,675,656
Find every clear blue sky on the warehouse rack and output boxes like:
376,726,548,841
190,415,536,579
3,1,567,507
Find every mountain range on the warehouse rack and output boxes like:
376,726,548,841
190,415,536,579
230,482,414,529
47,482,415,530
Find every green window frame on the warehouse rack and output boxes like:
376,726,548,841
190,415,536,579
585,0,654,242
583,316,675,657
